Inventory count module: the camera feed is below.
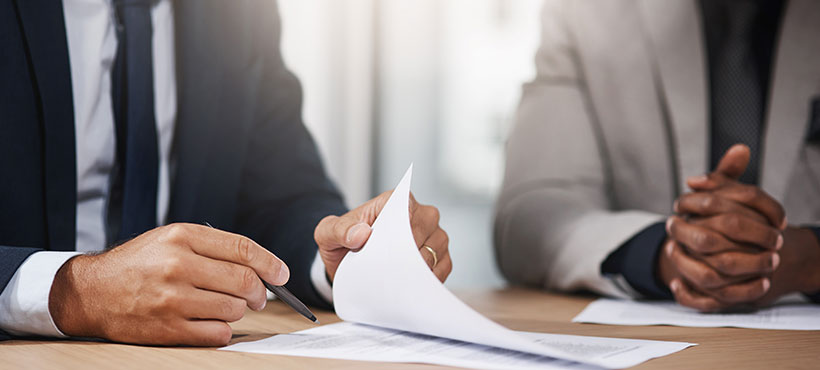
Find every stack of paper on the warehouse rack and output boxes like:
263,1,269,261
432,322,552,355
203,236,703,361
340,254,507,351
222,166,694,369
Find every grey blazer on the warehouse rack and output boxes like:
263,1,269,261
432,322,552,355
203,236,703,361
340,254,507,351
494,0,820,298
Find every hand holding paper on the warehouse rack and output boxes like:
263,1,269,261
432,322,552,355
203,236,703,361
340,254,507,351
313,165,451,283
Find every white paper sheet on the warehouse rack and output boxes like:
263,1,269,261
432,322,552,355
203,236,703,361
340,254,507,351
221,166,693,369
223,322,692,370
573,298,820,330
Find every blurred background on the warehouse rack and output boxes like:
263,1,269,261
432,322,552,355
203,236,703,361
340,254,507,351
278,0,543,289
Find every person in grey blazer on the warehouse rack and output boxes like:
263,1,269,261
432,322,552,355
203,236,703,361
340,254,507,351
494,0,820,311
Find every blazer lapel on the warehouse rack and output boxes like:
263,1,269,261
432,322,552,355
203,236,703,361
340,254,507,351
760,0,820,201
15,0,77,251
638,0,708,193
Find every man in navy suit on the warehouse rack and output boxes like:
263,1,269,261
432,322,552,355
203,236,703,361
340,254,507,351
0,0,452,346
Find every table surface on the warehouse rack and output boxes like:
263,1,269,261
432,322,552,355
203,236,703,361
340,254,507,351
2,288,819,369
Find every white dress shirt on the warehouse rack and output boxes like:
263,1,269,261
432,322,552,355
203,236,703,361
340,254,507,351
0,0,331,338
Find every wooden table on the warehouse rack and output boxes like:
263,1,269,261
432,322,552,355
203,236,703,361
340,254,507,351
2,288,818,369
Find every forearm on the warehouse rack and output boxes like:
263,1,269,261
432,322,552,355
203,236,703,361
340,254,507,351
494,185,664,297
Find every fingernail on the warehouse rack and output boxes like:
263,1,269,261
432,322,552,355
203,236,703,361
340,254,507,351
670,279,681,292
688,175,708,183
780,217,788,230
762,278,771,292
775,234,784,250
258,299,267,311
665,241,674,256
673,200,680,213
276,263,290,284
347,223,371,243
771,253,780,269
666,217,673,233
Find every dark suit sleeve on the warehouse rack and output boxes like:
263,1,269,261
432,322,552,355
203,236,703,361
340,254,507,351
601,222,673,299
0,247,42,340
232,3,346,310
804,227,820,303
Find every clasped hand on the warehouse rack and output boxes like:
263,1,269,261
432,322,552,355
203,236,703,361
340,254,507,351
659,144,820,311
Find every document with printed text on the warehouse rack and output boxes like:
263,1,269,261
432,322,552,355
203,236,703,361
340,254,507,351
573,298,820,330
222,166,694,369
224,321,690,370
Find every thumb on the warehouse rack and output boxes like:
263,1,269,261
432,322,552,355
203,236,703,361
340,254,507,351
714,144,750,180
315,214,372,251
687,144,750,190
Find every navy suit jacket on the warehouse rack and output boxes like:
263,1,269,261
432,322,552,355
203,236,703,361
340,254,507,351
0,0,346,339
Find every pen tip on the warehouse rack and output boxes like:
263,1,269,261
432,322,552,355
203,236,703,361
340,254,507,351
313,317,320,324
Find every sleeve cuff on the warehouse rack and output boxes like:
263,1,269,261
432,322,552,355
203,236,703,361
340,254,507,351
310,253,333,305
803,227,820,303
0,251,81,337
601,222,672,300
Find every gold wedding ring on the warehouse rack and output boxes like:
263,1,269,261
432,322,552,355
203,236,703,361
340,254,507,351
422,245,438,268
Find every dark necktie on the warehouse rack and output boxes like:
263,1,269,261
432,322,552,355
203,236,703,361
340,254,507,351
108,0,159,243
709,1,765,185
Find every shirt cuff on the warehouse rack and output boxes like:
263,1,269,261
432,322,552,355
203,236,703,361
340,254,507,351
0,251,81,337
310,253,333,305
601,222,672,299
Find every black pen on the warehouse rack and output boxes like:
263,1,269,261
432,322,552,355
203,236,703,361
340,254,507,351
204,222,319,323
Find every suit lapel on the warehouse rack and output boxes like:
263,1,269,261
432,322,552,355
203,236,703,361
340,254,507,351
638,0,708,193
760,0,820,201
15,0,77,251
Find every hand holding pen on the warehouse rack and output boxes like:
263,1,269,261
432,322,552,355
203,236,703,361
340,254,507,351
205,222,319,323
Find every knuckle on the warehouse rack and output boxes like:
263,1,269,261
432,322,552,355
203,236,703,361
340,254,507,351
315,215,339,241
334,219,352,241
218,298,244,322
161,255,186,279
238,267,258,295
697,268,721,288
234,237,256,265
700,194,716,211
155,288,180,311
427,206,441,224
692,231,715,252
164,223,189,241
714,254,737,274
441,230,450,247
720,214,742,232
